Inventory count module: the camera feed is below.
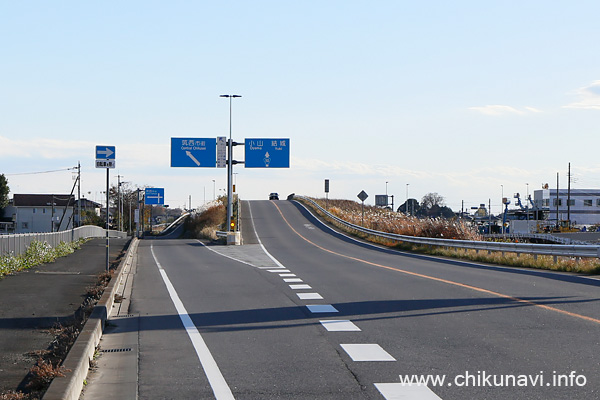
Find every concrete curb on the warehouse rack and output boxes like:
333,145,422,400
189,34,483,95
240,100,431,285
43,237,139,400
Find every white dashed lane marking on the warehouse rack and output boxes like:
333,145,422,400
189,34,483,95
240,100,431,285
340,344,396,362
279,273,296,277
306,304,338,313
319,320,361,332
297,292,323,300
283,278,303,283
268,269,290,272
374,383,442,399
289,284,312,290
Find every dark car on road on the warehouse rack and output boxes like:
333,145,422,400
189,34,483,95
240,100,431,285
269,193,279,200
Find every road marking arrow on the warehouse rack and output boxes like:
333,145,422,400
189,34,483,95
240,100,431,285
186,151,201,166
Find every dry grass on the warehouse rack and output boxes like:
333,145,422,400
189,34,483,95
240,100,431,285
0,391,31,400
303,197,600,274
27,360,69,391
185,202,226,240
313,198,481,240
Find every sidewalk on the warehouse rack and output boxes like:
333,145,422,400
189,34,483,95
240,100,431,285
0,237,130,394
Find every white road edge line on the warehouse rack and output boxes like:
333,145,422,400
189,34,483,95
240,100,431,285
151,243,235,400
247,202,286,268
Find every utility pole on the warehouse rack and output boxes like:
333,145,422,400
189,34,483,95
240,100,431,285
567,162,571,228
489,198,492,234
556,172,560,229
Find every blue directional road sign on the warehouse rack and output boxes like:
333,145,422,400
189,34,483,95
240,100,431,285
144,188,165,205
245,138,290,168
171,138,216,167
96,145,116,160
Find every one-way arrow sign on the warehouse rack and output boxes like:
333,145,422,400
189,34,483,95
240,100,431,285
96,146,116,160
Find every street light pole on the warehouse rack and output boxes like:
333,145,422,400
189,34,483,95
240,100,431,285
220,94,241,232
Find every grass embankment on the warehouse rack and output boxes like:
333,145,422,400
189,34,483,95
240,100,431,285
301,197,600,274
0,239,87,278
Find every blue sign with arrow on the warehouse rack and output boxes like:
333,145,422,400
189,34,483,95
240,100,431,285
171,138,216,167
96,145,116,160
245,138,290,168
144,188,165,205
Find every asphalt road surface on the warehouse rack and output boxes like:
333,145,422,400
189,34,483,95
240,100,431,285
124,200,599,399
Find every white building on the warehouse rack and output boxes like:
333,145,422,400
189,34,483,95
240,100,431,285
4,194,75,233
534,189,600,226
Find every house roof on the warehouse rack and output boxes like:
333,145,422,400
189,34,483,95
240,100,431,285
77,198,103,208
12,194,75,207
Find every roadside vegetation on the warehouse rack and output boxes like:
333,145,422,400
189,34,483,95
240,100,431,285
301,197,600,274
0,239,87,278
184,199,227,240
0,241,126,399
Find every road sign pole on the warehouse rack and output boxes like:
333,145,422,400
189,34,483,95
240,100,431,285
105,168,110,271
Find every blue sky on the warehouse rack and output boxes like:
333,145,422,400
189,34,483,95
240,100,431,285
2,1,600,213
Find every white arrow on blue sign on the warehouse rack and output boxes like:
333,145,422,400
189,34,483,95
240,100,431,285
145,188,165,205
171,138,216,168
96,145,116,160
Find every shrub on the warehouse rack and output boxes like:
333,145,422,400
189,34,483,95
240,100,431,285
0,239,87,278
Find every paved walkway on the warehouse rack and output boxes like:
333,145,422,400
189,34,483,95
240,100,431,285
0,237,130,394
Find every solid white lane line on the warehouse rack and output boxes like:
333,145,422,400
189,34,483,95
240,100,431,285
319,320,361,332
268,269,290,273
247,202,286,268
306,304,338,313
340,344,396,361
150,244,234,400
283,278,303,283
297,293,323,300
289,284,312,290
279,273,296,277
374,383,442,399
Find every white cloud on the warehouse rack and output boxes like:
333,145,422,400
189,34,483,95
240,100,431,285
468,105,542,116
0,135,92,159
563,80,600,110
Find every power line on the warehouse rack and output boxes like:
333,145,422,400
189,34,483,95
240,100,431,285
4,167,77,176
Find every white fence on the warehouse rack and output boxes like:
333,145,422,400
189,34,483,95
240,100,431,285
295,196,600,260
0,225,127,257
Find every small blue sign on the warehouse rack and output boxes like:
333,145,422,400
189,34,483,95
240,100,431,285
171,138,216,167
245,138,290,168
145,188,165,205
96,145,116,160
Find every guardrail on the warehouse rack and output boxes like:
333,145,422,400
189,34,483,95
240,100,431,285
0,225,127,257
486,233,590,246
294,196,600,260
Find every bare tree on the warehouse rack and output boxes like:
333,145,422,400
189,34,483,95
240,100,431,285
420,192,445,209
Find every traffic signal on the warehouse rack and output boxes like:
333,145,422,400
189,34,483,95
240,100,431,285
230,216,235,230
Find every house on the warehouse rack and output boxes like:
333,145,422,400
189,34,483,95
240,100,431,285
3,194,75,233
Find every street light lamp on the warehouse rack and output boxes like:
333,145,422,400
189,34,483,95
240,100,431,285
220,95,241,232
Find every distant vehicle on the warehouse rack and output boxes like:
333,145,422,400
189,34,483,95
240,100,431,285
269,193,279,200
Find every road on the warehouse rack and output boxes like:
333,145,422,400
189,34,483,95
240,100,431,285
87,200,600,399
